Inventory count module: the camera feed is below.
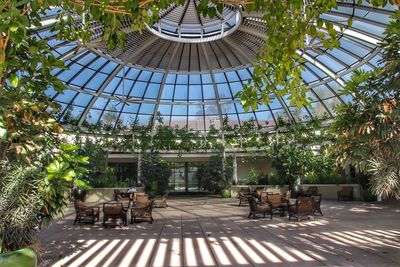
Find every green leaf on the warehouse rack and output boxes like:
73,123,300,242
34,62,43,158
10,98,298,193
348,18,353,27
46,160,61,174
10,73,19,87
77,155,90,164
60,143,79,152
9,26,18,32
62,169,76,181
46,160,70,174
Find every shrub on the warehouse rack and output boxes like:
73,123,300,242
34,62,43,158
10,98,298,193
362,190,377,202
0,165,43,253
268,173,285,186
198,155,233,193
140,152,171,194
221,189,231,198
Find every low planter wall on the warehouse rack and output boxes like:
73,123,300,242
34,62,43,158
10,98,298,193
85,187,145,203
231,184,362,200
231,185,289,198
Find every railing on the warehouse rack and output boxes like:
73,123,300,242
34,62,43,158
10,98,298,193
146,8,242,43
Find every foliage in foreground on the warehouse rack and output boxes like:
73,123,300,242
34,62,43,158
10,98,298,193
332,15,400,198
0,165,43,253
0,144,89,253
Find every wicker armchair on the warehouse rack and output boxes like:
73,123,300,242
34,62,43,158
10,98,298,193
313,194,323,216
103,202,127,227
303,186,318,196
113,189,121,200
154,192,169,208
116,194,131,211
284,190,291,202
115,191,131,200
133,192,146,202
73,201,100,225
262,193,288,216
131,200,154,223
240,187,251,194
238,191,249,206
259,192,273,201
247,196,273,219
134,194,149,205
337,186,353,201
252,186,265,197
288,197,315,221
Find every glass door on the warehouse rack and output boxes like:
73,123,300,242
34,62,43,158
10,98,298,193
187,163,199,192
169,163,186,192
168,162,204,192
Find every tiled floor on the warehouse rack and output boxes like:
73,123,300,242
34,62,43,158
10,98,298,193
38,196,400,267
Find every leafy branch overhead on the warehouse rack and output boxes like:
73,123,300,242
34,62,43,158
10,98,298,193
237,0,398,111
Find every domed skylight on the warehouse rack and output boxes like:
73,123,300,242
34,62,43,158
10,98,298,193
38,1,397,132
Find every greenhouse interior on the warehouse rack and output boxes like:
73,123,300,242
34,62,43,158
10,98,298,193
0,0,399,266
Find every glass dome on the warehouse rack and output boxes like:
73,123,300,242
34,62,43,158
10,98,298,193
38,1,396,132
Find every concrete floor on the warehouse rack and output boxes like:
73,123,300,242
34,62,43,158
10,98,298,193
38,196,400,267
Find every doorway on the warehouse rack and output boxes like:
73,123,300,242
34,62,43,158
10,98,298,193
169,162,202,192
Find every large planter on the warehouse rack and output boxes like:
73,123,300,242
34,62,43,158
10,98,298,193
0,248,37,267
72,187,87,202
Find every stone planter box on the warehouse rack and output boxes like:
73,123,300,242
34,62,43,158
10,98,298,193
85,187,145,203
231,185,289,198
231,184,361,200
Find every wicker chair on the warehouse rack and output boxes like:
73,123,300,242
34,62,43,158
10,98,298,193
135,194,149,205
238,191,249,206
259,192,272,201
247,196,273,219
116,194,131,211
73,201,100,225
288,197,315,221
133,192,146,202
313,194,323,216
131,200,154,223
253,186,265,197
284,190,291,202
154,192,169,208
115,191,131,200
113,189,121,200
337,186,353,201
303,186,318,196
239,186,250,193
263,193,288,216
103,202,127,227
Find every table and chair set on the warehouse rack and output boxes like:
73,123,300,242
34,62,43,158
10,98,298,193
239,186,325,221
73,190,169,227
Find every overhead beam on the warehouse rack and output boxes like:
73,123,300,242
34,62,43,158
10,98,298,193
77,37,160,126
150,43,181,130
201,44,225,129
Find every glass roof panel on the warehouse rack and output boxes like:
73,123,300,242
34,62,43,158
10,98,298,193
40,2,394,132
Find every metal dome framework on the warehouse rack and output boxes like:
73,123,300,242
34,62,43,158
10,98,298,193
147,0,242,43
38,1,396,132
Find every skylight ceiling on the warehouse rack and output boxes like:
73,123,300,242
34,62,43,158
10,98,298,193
39,1,396,132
